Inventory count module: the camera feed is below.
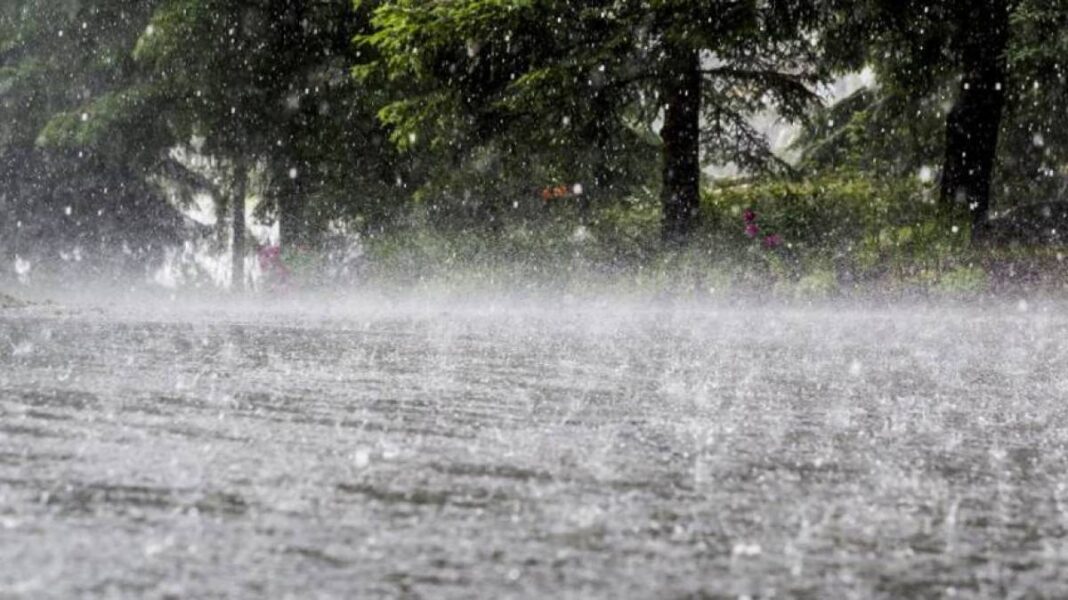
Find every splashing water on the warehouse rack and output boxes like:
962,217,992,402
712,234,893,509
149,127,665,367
2,296,1068,598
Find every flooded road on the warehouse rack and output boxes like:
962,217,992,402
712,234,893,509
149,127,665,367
3,297,1068,598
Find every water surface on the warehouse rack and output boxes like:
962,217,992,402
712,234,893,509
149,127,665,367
2,297,1068,598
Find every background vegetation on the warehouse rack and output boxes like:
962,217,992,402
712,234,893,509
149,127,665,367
3,0,1068,295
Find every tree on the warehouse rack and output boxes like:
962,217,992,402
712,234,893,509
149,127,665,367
357,0,824,244
1001,1,1068,206
0,0,190,278
939,0,1011,236
44,0,414,288
802,0,1068,239
133,0,296,289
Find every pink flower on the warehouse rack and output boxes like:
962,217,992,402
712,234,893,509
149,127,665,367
257,244,291,287
745,223,760,238
257,245,282,268
743,209,757,224
762,234,783,249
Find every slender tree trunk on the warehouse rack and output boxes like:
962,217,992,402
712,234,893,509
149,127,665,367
660,44,702,245
278,172,304,250
940,0,1010,241
231,159,247,291
580,92,613,221
1,175,17,277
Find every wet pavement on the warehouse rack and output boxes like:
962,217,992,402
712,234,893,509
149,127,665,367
3,298,1068,598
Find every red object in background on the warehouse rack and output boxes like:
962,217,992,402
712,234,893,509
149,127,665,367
258,245,279,264
762,234,784,249
539,184,575,203
257,245,291,288
742,208,784,249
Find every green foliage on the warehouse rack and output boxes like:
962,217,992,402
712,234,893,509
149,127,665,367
793,268,839,299
356,0,826,225
357,172,1012,296
937,266,989,295
38,85,170,165
998,1,1068,204
45,0,416,241
701,175,958,256
792,88,946,178
801,0,1068,211
0,0,186,273
7,0,1068,289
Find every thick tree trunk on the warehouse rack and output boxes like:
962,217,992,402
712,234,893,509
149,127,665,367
231,160,247,291
660,45,702,245
940,0,1010,241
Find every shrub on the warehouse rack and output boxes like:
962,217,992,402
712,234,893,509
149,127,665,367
699,175,970,283
354,172,1067,297
936,266,989,295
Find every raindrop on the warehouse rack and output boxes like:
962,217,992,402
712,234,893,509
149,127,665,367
731,543,762,557
353,448,371,468
848,359,862,377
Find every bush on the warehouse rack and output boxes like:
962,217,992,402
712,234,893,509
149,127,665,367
354,172,1065,297
699,175,972,285
936,266,989,295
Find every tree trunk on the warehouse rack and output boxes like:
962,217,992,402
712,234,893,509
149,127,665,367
231,159,247,291
940,0,1010,241
0,179,16,277
278,171,304,250
580,92,613,221
660,44,702,245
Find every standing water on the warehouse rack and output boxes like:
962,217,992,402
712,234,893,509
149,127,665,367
2,296,1068,598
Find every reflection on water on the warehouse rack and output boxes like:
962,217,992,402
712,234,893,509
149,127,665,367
2,299,1068,598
